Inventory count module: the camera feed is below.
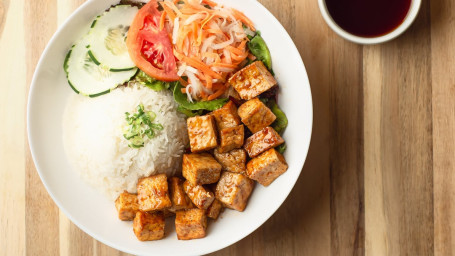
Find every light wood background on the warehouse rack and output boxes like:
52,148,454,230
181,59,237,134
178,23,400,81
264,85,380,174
1,0,454,255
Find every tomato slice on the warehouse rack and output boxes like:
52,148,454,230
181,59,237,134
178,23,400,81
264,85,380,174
126,0,178,81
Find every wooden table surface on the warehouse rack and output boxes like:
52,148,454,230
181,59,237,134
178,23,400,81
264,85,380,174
1,0,454,255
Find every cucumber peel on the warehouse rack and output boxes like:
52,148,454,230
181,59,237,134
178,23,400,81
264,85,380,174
64,35,137,97
87,5,138,71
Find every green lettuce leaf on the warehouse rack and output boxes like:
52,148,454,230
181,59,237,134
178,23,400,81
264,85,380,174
269,100,288,134
173,83,228,111
177,105,204,117
276,143,286,154
260,98,288,135
135,71,172,91
248,34,272,72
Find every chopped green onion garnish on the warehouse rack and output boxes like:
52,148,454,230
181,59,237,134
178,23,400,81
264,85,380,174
123,104,163,148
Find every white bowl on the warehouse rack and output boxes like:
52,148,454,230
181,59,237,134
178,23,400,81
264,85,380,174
27,0,313,255
318,0,422,44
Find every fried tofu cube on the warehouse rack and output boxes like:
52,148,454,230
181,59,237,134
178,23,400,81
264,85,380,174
218,125,244,153
213,148,247,174
183,180,215,210
162,208,176,218
175,208,207,240
182,153,222,185
115,191,139,221
228,61,277,100
211,101,241,130
238,98,276,133
133,211,165,241
215,172,255,211
244,127,284,158
137,174,172,212
206,199,224,220
169,177,194,211
247,148,288,186
187,115,218,152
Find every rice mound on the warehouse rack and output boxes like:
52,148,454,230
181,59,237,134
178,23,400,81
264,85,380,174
62,84,189,199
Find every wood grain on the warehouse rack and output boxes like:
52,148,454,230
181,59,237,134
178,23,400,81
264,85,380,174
431,0,455,254
0,1,25,255
363,44,387,256
364,1,434,255
0,0,9,38
1,0,454,255
24,1,60,255
329,36,365,256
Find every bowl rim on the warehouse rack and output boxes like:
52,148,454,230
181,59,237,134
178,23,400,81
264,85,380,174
27,0,314,254
318,0,422,45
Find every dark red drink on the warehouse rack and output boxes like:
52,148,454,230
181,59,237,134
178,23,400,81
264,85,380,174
325,0,412,37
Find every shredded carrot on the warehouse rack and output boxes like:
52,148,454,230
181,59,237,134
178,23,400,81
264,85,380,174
182,55,223,79
200,13,215,29
205,74,212,89
195,73,207,84
159,11,166,31
202,52,220,62
181,88,187,93
165,1,183,17
205,28,224,35
192,22,198,42
214,54,221,63
175,51,205,71
231,9,256,31
226,45,244,55
212,83,225,90
186,1,213,13
211,62,237,68
179,77,189,86
207,86,226,100
160,2,177,20
200,88,208,99
231,52,248,62
177,27,192,52
180,6,209,15
162,0,255,100
202,0,218,7
238,40,247,50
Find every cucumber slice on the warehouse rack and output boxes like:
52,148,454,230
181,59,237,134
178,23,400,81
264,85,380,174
87,5,139,72
65,35,137,97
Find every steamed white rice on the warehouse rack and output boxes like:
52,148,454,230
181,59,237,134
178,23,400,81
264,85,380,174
62,84,189,199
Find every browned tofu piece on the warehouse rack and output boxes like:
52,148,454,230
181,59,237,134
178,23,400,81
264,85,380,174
244,127,284,158
137,174,172,212
228,61,277,100
213,148,247,174
169,177,194,212
247,148,288,186
187,115,218,152
206,199,224,220
211,101,241,130
238,98,276,133
215,172,255,212
175,208,207,240
182,153,222,185
183,180,215,210
218,125,244,153
162,208,176,218
114,191,139,221
133,211,165,241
